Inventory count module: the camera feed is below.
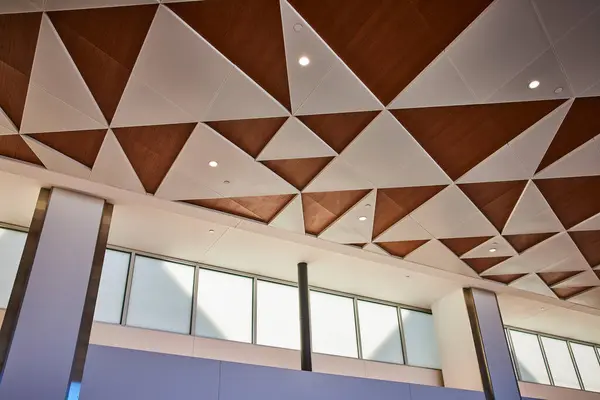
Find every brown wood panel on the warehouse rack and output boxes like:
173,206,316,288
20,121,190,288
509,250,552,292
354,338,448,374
553,286,595,300
299,111,379,153
535,176,600,229
49,5,158,122
537,97,600,172
302,190,370,235
569,231,600,268
504,232,556,253
207,117,287,158
484,274,526,285
288,0,491,105
460,181,527,232
378,240,428,257
372,185,446,239
113,123,196,194
186,194,294,223
262,157,333,190
0,135,44,166
464,257,511,274
29,130,107,168
168,0,290,110
0,12,42,128
538,271,580,287
440,237,492,257
393,100,564,180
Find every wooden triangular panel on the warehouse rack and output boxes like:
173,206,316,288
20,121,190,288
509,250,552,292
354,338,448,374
0,135,44,166
464,257,510,274
49,5,158,122
302,189,370,235
373,185,446,239
537,97,600,172
538,271,581,287
440,237,492,257
378,240,429,258
187,194,294,223
504,232,557,253
459,181,527,232
168,0,291,110
569,231,600,268
553,286,595,300
262,157,333,190
0,12,42,129
393,100,564,180
113,123,196,194
29,130,107,168
207,117,287,158
299,111,379,153
484,274,527,285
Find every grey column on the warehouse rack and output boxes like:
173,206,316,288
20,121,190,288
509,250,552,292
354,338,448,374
464,288,521,400
0,188,112,400
297,262,312,371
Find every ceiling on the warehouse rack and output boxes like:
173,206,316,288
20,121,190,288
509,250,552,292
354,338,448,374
0,0,600,308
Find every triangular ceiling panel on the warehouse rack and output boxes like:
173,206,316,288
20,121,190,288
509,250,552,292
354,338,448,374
374,216,432,243
567,287,600,308
503,181,564,235
510,273,557,298
112,122,196,194
301,189,369,236
303,157,374,193
262,157,333,191
537,97,600,172
0,0,43,13
44,0,157,10
553,286,596,300
392,100,564,180
298,111,379,153
0,108,17,135
405,239,479,278
0,135,44,167
459,180,527,232
207,117,287,159
48,5,158,122
484,274,527,285
90,130,145,194
28,129,107,168
0,12,42,130
168,0,291,110
372,185,446,240
538,271,581,287
257,117,336,161
461,236,517,259
319,190,376,244
552,270,600,289
569,231,600,268
535,137,600,179
464,257,511,275
572,213,600,231
187,194,295,224
22,136,90,179
269,194,305,234
363,243,389,256
439,236,492,257
378,240,429,258
504,233,557,254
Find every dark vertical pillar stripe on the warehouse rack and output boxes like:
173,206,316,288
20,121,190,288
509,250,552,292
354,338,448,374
0,188,50,374
297,262,312,371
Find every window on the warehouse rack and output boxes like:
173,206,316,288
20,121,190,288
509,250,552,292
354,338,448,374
256,281,299,350
195,269,252,343
400,309,440,369
310,291,358,357
357,300,403,364
509,330,550,385
540,337,580,389
571,343,600,392
126,256,194,334
0,228,27,308
94,250,130,324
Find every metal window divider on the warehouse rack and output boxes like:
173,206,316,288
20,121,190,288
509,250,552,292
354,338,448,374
537,334,555,386
397,307,409,365
120,251,136,326
566,340,585,390
252,277,258,345
352,297,363,360
505,328,521,381
190,264,200,336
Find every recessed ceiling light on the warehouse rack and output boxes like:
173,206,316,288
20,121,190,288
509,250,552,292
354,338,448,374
208,161,218,168
365,204,372,208
293,23,303,32
358,216,367,221
208,229,215,234
489,248,497,253
554,87,563,94
223,180,230,185
528,80,540,89
299,56,310,66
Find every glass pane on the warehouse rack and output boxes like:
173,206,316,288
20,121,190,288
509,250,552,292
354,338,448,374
401,309,441,369
509,330,550,385
126,256,194,334
195,269,252,343
256,281,300,350
0,228,27,308
310,291,357,358
357,300,404,364
540,337,580,389
571,343,600,392
94,250,130,324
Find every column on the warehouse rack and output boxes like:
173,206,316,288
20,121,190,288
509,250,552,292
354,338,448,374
297,262,312,371
0,188,112,399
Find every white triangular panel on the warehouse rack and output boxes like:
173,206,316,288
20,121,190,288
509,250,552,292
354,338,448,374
269,194,305,234
112,76,196,127
0,108,17,135
90,130,146,194
296,60,382,115
375,216,432,242
583,81,600,97
0,0,43,13
509,274,557,298
503,182,564,234
23,136,91,179
569,286,600,308
462,236,517,259
388,53,476,109
203,66,288,121
21,84,106,134
535,137,600,179
319,190,375,244
304,157,374,192
257,118,335,161
44,0,156,10
457,143,527,183
571,213,600,231
363,243,389,256
30,15,106,127
553,270,600,288
405,239,479,278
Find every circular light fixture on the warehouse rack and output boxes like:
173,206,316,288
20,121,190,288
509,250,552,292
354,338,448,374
298,56,310,66
365,204,372,208
223,180,230,185
528,80,540,89
293,23,303,32
554,87,563,94
208,229,215,234
208,161,218,168
489,248,497,253
358,216,367,221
